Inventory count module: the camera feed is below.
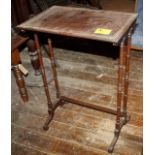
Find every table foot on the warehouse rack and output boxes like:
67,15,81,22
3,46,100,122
43,111,54,131
43,99,63,130
108,130,120,153
43,125,49,131
108,115,130,153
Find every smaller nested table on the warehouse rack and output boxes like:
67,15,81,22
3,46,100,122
17,6,137,153
11,34,29,102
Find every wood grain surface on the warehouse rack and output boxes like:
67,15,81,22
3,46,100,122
11,34,28,51
12,47,143,155
17,6,137,43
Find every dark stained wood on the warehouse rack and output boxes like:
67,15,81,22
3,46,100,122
15,6,139,153
61,95,124,116
116,39,125,129
34,34,52,104
11,34,29,102
11,34,28,52
17,6,137,43
34,34,54,130
12,65,28,102
108,38,126,153
11,48,21,65
19,24,136,154
123,30,132,118
47,38,61,98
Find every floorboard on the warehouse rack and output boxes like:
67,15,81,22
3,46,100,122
12,47,143,155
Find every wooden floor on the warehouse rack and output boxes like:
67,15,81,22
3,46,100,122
12,45,143,155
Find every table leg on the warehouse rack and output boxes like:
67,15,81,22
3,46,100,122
108,38,125,153
13,65,28,102
34,34,53,130
123,31,132,124
27,39,41,76
47,38,61,98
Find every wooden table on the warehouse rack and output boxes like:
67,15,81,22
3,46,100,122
17,6,137,153
11,34,29,102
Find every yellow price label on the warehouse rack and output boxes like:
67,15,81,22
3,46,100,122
94,28,112,35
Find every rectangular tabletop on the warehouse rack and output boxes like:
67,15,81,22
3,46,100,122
17,6,137,43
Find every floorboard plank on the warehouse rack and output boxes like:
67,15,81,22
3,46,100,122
12,47,143,155
12,124,113,155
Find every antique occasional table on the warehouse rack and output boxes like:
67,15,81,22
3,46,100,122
17,6,137,153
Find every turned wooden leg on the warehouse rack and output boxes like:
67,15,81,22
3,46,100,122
13,65,28,102
47,38,61,98
108,38,125,153
27,39,41,76
34,34,53,130
123,30,132,124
